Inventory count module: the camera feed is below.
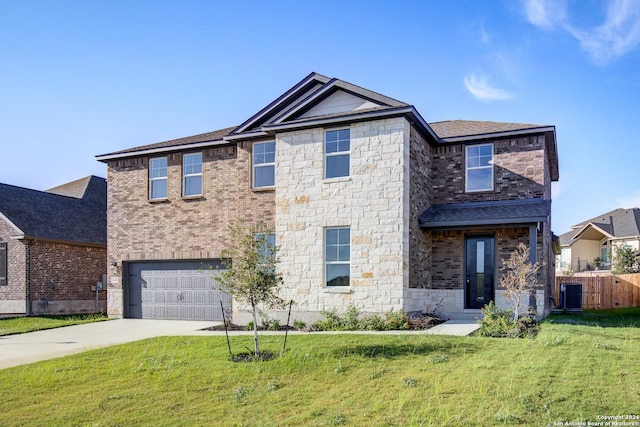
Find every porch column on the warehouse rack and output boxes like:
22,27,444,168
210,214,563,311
528,223,538,313
529,224,537,263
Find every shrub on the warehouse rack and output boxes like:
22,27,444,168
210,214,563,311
293,319,306,330
477,301,516,337
477,301,539,338
312,305,413,331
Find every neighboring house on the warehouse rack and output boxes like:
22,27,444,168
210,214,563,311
556,208,640,274
0,176,107,315
96,72,559,322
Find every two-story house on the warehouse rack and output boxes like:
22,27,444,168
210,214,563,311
96,72,559,322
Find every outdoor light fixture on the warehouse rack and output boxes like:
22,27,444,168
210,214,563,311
110,261,118,267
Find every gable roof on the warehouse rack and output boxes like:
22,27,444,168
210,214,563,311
0,176,107,246
559,208,640,246
96,72,559,180
419,198,550,230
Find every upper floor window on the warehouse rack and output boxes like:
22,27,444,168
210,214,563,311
466,144,493,192
183,153,203,197
325,227,350,287
253,142,275,188
325,129,350,179
149,157,168,200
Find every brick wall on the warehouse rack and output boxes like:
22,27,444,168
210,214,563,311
431,135,547,204
429,227,537,290
105,143,275,316
29,241,107,314
0,220,27,314
408,126,432,289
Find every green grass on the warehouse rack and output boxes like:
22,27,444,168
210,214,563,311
0,313,109,336
0,310,639,426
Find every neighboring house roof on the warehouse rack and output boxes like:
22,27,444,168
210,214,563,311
95,72,559,181
0,176,107,246
419,198,551,229
559,208,640,246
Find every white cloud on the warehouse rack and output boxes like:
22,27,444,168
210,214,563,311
567,0,640,65
523,0,640,65
616,189,640,208
463,74,512,101
523,0,567,29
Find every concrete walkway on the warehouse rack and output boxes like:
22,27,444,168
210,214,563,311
0,318,479,369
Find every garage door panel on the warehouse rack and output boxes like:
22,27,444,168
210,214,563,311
127,260,230,321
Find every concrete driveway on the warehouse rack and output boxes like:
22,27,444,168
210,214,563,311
0,319,219,369
0,318,480,370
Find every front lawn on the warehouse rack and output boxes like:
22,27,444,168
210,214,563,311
0,310,638,426
0,313,109,336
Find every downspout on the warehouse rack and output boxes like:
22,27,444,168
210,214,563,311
26,239,34,315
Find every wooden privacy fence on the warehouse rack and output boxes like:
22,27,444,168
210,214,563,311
555,274,640,310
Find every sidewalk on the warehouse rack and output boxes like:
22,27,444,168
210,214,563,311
0,318,479,369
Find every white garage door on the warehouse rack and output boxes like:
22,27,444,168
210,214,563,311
126,260,231,321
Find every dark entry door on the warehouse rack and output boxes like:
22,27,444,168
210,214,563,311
465,236,495,309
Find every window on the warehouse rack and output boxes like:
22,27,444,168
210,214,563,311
183,153,203,197
466,144,493,192
325,129,350,179
149,157,168,200
325,227,350,286
0,242,7,286
256,232,276,276
253,142,275,188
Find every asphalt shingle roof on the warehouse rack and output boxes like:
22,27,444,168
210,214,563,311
96,126,237,159
429,120,549,139
0,176,106,245
419,198,551,229
559,208,640,245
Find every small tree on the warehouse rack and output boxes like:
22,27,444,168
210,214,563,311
610,244,640,274
500,243,542,320
216,220,284,357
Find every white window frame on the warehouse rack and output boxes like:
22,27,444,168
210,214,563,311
252,141,276,189
325,227,350,287
465,143,494,192
182,152,203,197
149,157,168,200
325,128,350,179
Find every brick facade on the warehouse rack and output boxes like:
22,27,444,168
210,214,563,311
408,126,432,290
105,142,275,317
0,220,27,314
431,136,546,204
29,241,106,314
0,220,107,315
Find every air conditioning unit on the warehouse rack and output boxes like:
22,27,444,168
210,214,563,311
560,283,582,312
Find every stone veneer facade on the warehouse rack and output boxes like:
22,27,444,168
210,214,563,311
271,117,410,323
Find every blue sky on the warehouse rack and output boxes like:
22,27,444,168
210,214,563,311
1,0,639,234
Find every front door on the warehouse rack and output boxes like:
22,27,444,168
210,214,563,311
465,235,495,309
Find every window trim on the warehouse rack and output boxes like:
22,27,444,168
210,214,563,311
325,226,351,287
465,143,494,192
252,141,276,189
182,152,203,198
0,242,7,286
149,156,168,200
324,128,351,180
